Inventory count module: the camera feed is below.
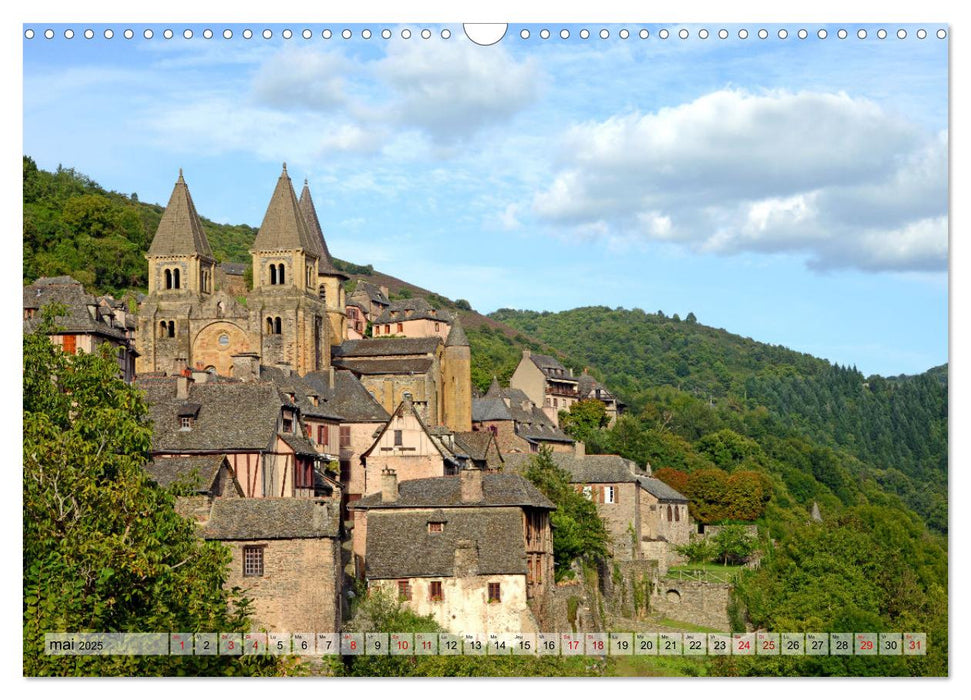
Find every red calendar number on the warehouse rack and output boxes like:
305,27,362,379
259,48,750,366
738,640,750,650
762,640,775,650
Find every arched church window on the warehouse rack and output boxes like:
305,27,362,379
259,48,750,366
173,269,181,289
167,321,175,338
270,264,277,285
164,269,172,289
267,317,275,334
274,317,282,334
319,285,326,301
278,264,286,285
159,320,167,336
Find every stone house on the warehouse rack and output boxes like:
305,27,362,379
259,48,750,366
349,468,555,633
144,454,243,522
23,275,138,382
202,497,342,633
359,395,470,495
453,430,504,471
137,373,330,499
345,280,390,326
331,323,472,433
504,450,693,565
472,379,575,454
509,349,580,427
371,297,452,341
345,301,368,339
577,371,623,426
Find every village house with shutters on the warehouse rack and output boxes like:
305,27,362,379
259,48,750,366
26,162,694,636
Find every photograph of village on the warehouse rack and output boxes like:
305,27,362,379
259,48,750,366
22,21,948,678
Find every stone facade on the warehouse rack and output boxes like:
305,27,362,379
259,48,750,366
650,579,732,631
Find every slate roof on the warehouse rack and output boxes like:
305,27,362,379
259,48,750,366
251,165,320,255
472,397,513,422
472,385,573,444
445,319,469,347
220,262,246,275
306,369,390,423
280,433,320,456
503,453,639,483
23,277,129,341
351,281,390,306
372,297,452,325
351,473,554,511
333,337,442,358
203,498,340,540
529,353,578,383
259,365,344,421
143,455,226,492
137,376,283,452
365,507,527,579
454,431,503,469
298,180,347,279
147,171,215,259
332,357,434,376
636,476,689,503
577,373,613,399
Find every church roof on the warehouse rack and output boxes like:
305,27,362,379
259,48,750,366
298,180,348,279
251,165,320,255
334,337,442,358
445,318,469,347
147,170,214,259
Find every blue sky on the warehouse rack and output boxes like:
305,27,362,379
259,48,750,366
22,21,948,377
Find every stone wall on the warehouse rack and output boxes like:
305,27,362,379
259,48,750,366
650,578,731,631
223,537,341,633
590,482,640,560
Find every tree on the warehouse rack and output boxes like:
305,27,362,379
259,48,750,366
711,525,756,565
521,446,609,578
684,468,730,523
455,299,472,311
559,399,608,444
23,308,280,676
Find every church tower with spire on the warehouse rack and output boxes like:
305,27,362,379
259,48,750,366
298,179,349,343
249,164,330,374
442,318,472,432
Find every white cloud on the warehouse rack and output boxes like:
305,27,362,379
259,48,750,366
529,89,947,273
376,39,541,142
252,48,349,111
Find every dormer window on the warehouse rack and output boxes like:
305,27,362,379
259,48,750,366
282,409,294,433
308,394,319,407
428,521,444,533
180,416,191,430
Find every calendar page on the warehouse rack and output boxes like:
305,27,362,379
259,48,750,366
21,2,950,686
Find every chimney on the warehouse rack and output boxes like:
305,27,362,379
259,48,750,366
191,368,209,384
176,374,193,400
523,349,531,359
173,356,188,375
379,285,389,298
574,441,585,457
453,539,479,577
231,353,261,382
460,466,484,503
328,366,336,390
381,468,398,503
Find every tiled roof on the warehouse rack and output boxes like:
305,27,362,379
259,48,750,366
636,476,689,502
472,397,512,422
251,165,320,255
203,498,340,540
372,297,452,325
445,319,469,347
578,373,615,401
365,507,527,579
351,472,554,511
137,376,282,452
503,453,640,484
332,357,434,375
24,277,129,341
471,387,573,444
147,171,214,259
351,281,390,306
333,337,442,358
220,262,246,275
454,431,503,469
530,353,578,383
259,365,344,421
279,433,319,455
143,455,226,492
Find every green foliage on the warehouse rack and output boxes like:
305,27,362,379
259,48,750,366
521,447,609,578
455,298,472,311
711,525,757,565
559,399,609,444
676,538,717,564
23,309,281,676
332,258,374,276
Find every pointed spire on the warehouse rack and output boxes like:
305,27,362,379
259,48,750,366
147,170,214,259
251,166,320,254
445,317,469,347
486,375,502,397
298,179,348,279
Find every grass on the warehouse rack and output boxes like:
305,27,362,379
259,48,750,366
666,562,744,581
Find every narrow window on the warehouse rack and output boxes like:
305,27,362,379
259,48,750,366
340,426,351,448
397,322,403,333
384,325,390,334
164,269,172,289
267,317,274,334
173,268,180,289
667,505,673,522
159,320,167,336
319,285,326,301
243,546,264,577
270,264,277,285
318,425,328,446
435,322,440,332
180,416,191,430
428,521,444,533
393,429,403,446
61,334,76,355
488,582,501,603
295,459,314,488
274,317,282,334
167,321,175,338
604,486,615,504
674,505,680,522
278,263,286,285
397,580,412,601
429,581,443,602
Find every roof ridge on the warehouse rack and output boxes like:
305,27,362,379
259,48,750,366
251,165,321,255
298,179,349,279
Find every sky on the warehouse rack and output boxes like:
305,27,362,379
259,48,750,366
21,20,949,378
